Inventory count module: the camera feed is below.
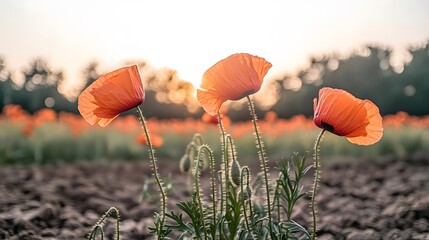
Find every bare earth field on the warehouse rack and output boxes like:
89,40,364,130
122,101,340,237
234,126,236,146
0,154,428,240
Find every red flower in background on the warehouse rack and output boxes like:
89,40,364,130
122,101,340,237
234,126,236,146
202,112,219,125
201,106,229,125
136,133,164,148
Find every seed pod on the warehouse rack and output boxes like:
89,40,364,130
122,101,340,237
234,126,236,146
229,159,241,187
179,154,191,173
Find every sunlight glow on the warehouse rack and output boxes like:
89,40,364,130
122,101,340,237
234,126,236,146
0,0,428,97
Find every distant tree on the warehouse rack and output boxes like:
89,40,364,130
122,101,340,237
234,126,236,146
12,58,65,113
136,64,201,118
81,61,100,90
268,42,429,118
77,61,202,119
0,57,15,107
391,43,429,115
3,41,428,119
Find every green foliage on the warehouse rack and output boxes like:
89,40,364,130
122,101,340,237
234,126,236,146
275,152,311,222
158,130,312,239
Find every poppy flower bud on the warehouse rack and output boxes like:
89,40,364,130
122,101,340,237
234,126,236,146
229,159,241,187
179,154,191,173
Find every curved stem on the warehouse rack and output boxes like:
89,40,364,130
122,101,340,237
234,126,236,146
136,106,166,238
89,207,119,240
225,134,237,162
192,133,204,146
186,142,198,193
89,225,104,240
246,96,273,238
186,142,198,156
186,142,199,171
310,129,325,240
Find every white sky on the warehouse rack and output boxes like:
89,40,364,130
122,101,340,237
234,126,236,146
1,0,428,93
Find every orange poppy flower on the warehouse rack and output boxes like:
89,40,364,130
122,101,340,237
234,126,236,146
33,108,57,126
201,112,219,125
264,111,278,123
78,65,144,127
197,53,272,116
136,133,164,147
313,87,383,145
201,106,228,125
201,112,232,126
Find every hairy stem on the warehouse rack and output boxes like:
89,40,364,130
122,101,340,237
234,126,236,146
204,145,217,239
186,142,198,193
88,225,104,240
194,146,209,240
225,135,237,162
311,129,325,240
136,106,166,238
246,96,273,238
275,182,281,223
192,133,204,146
88,207,119,240
241,167,252,234
217,111,228,214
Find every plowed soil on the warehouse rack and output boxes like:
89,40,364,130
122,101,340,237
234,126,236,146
0,154,428,240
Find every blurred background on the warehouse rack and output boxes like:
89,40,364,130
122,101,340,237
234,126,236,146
1,0,429,164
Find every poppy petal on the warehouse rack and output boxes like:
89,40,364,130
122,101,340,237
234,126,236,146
314,87,383,145
314,88,364,136
78,65,144,127
197,89,227,116
347,100,383,145
198,53,272,115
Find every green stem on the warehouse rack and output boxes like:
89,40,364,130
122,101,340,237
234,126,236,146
192,133,204,146
310,129,325,240
217,111,228,214
136,106,166,238
217,170,224,239
204,145,217,239
194,146,209,240
89,207,119,240
246,96,273,238
186,142,198,193
89,225,104,240
275,182,281,223
225,135,236,162
241,167,252,234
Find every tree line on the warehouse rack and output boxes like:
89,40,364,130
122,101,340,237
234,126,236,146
267,43,429,119
1,41,428,119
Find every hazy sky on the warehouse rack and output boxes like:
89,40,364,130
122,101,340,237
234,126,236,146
1,0,428,91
